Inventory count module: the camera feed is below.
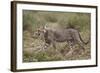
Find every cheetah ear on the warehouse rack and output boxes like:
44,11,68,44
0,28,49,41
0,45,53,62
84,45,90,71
44,24,50,30
39,25,46,33
43,29,46,33
44,25,47,29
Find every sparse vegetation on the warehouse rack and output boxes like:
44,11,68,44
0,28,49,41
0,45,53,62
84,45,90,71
23,10,91,62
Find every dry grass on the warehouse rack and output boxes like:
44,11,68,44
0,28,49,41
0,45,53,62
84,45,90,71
23,30,91,62
23,10,91,62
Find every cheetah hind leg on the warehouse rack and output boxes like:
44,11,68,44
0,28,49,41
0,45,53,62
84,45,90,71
66,41,75,56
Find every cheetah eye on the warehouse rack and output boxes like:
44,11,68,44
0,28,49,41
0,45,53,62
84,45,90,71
37,33,40,36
